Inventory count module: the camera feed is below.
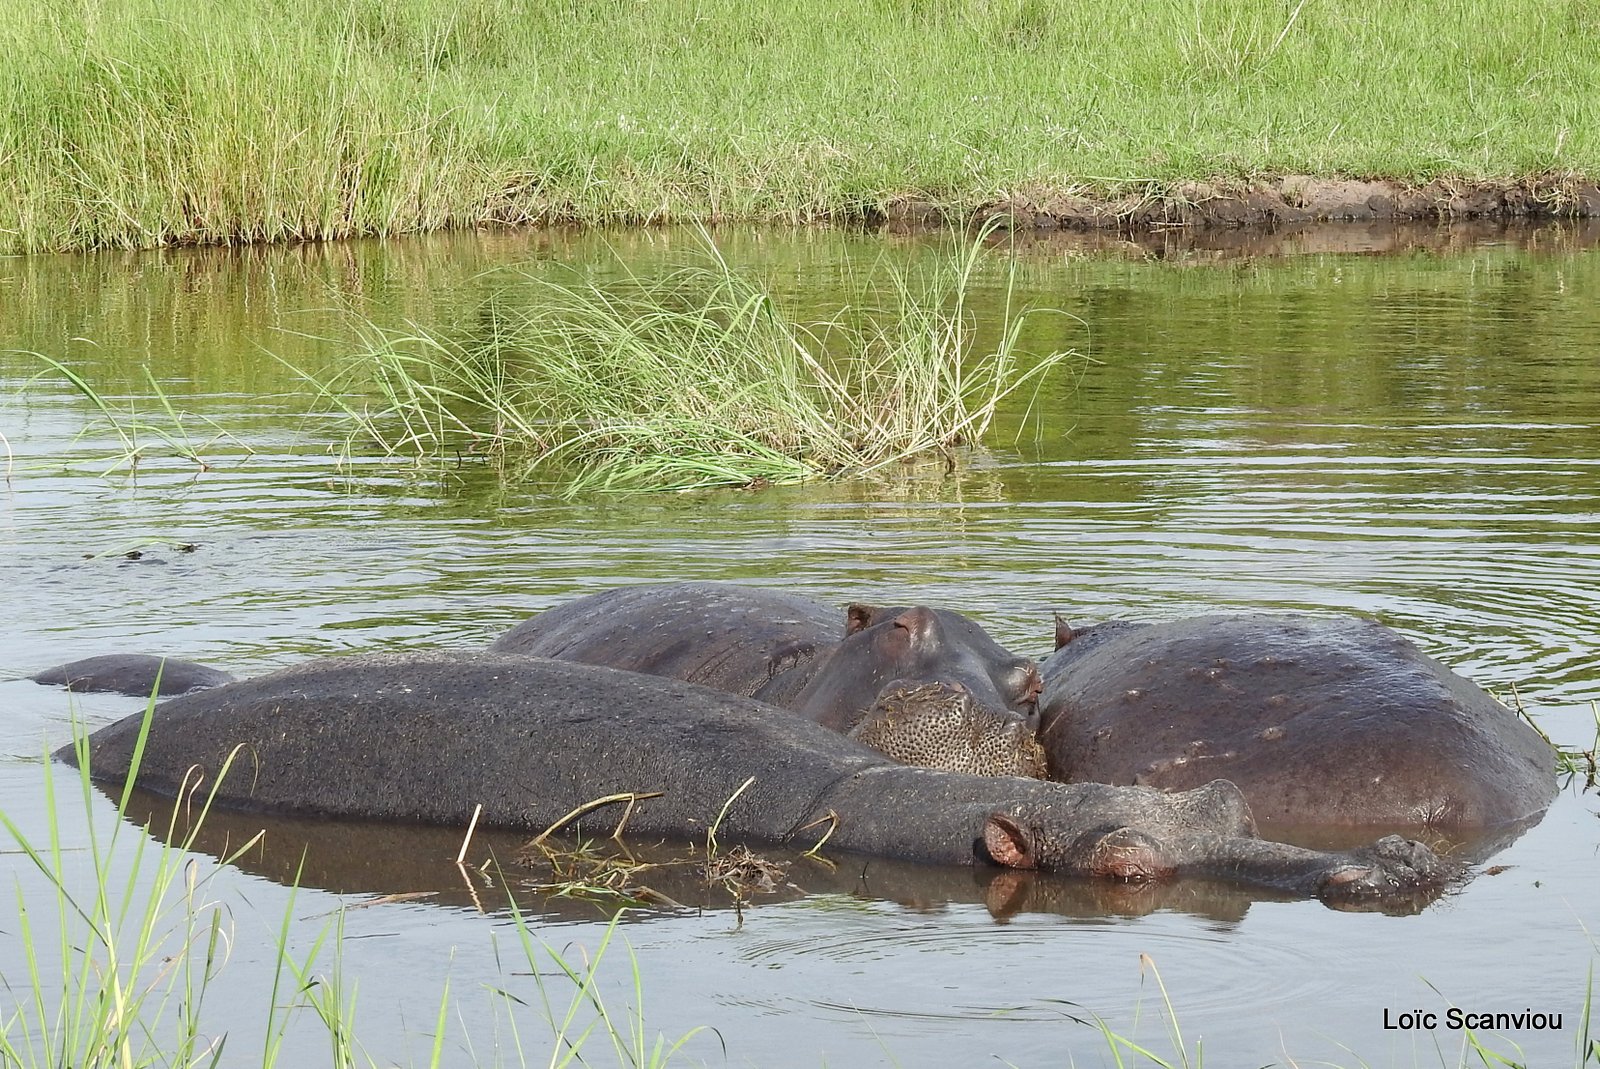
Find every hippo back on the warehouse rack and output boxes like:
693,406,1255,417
30,654,235,697
63,652,886,844
490,583,1043,745
487,582,839,707
58,651,1455,901
1038,614,1557,834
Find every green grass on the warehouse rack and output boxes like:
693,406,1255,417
0,689,255,1067
3,0,1598,253
0,697,706,1068
292,228,1075,491
18,352,251,475
1555,702,1600,789
1511,690,1598,790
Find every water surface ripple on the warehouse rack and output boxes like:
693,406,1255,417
2,225,1598,1067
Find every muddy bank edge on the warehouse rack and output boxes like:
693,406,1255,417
875,175,1600,231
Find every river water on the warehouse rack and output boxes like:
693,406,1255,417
2,223,1597,1067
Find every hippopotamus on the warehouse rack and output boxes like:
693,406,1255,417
29,654,235,697
1039,614,1557,837
488,582,1045,771
59,652,1451,904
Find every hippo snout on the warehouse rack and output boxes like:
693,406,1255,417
1315,836,1454,901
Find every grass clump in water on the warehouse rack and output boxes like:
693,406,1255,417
1555,701,1600,790
300,231,1074,492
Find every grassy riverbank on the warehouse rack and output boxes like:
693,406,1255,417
3,0,1598,253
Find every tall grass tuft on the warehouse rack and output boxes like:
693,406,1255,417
0,690,258,1067
500,905,708,1069
296,229,1074,492
22,352,251,475
0,697,706,1067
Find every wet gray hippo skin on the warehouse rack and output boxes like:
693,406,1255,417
1039,615,1557,834
801,600,1043,733
487,582,840,707
60,653,1450,903
488,581,1043,736
29,654,235,697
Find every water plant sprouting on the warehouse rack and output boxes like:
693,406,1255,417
290,227,1078,493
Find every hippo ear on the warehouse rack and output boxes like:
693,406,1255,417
1053,613,1075,650
845,604,878,636
983,813,1040,870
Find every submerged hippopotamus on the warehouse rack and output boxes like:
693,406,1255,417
29,654,235,697
488,582,1046,775
59,652,1450,904
1040,614,1557,837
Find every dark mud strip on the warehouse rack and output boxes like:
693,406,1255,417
871,175,1600,236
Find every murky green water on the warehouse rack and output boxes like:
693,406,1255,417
2,223,1598,1066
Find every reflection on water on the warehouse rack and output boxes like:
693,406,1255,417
2,223,1598,1066
117,784,1443,923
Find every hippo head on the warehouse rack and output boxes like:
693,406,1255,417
789,604,1040,733
792,603,1040,736
847,680,1047,778
983,786,1454,905
984,779,1257,874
